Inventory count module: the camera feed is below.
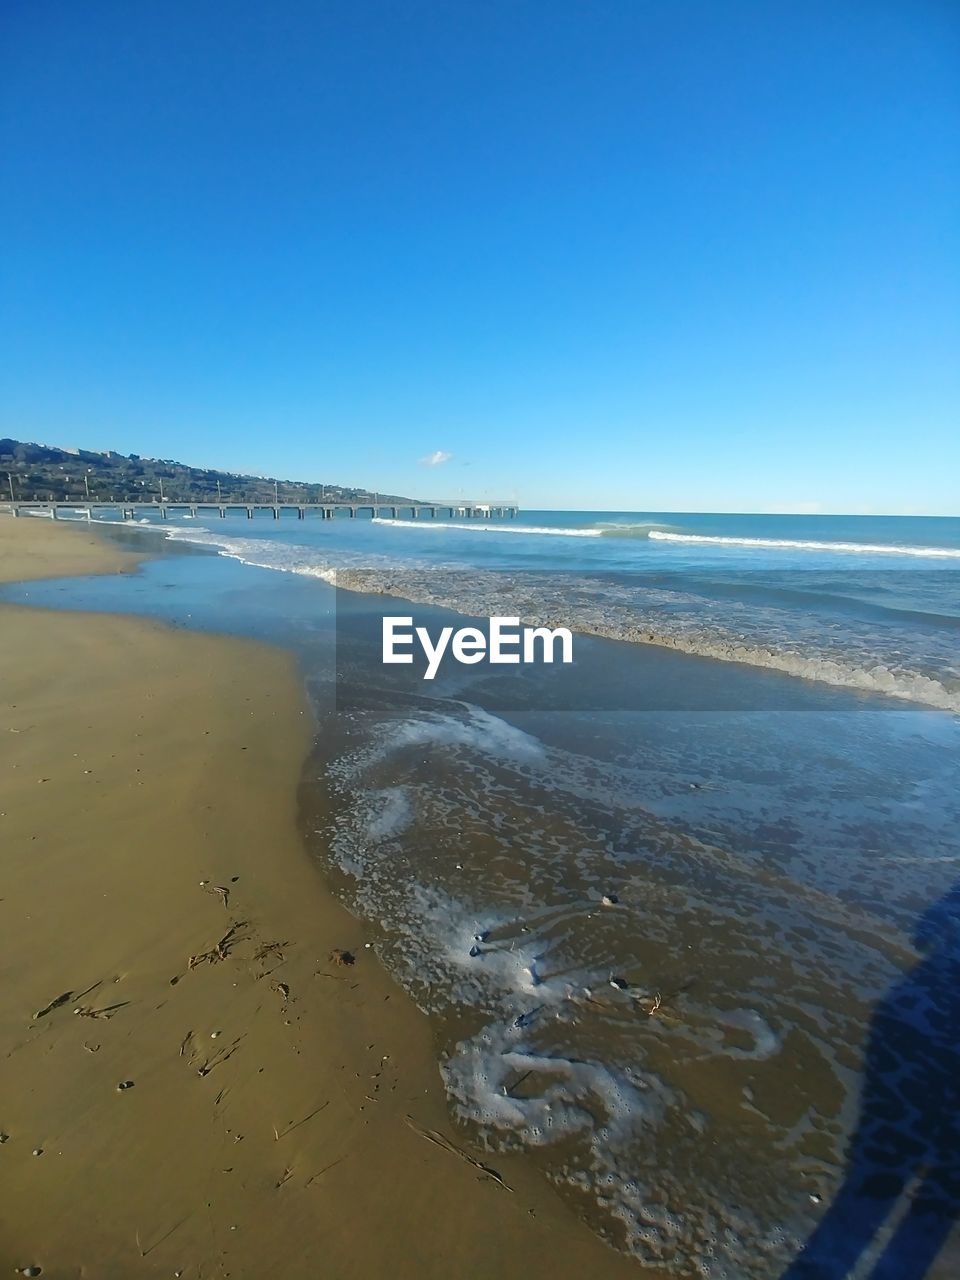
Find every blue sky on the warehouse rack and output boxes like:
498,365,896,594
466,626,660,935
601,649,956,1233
1,1,957,513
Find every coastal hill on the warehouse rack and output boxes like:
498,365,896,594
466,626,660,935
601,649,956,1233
0,438,413,506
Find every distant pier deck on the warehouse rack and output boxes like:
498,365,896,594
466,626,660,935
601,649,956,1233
1,500,519,522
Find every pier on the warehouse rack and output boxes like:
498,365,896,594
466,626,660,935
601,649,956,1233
1,500,519,522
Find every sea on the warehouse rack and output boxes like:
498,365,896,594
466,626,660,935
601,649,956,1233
5,508,959,1278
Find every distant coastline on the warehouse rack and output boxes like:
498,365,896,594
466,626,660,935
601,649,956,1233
1,435,414,507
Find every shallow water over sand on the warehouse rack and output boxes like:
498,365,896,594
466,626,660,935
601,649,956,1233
303,616,958,1276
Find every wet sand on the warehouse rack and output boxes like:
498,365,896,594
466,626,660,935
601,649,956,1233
0,514,138,580
0,518,641,1279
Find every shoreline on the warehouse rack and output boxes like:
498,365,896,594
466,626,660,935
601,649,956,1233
0,517,641,1278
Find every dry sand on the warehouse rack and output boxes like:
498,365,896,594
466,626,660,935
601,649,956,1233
0,517,642,1279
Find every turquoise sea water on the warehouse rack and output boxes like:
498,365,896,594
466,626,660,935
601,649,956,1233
5,509,959,1277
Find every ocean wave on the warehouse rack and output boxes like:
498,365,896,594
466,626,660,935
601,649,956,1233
595,521,675,538
372,517,601,537
650,531,960,559
328,566,960,714
103,520,960,714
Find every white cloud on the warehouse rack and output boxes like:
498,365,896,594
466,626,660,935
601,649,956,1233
419,450,453,467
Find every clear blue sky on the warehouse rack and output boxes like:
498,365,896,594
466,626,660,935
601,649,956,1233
1,1,957,513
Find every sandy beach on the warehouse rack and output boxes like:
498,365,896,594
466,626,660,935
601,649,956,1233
0,517,641,1280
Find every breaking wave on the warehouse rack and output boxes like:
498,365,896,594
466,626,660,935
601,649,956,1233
372,517,602,537
650,530,960,559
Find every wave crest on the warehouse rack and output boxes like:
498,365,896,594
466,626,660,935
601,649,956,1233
371,517,601,537
650,531,960,559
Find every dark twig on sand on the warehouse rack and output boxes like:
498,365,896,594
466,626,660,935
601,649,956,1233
188,920,247,970
275,1101,329,1140
136,1216,188,1258
74,1001,129,1020
505,1069,533,1097
197,1035,244,1078
34,991,74,1020
404,1116,514,1192
254,940,287,966
34,980,101,1021
305,1156,346,1186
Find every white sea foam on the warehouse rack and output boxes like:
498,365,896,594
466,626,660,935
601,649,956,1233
442,1022,664,1146
595,521,676,538
333,706,546,790
363,786,414,842
372,517,602,537
649,530,960,558
388,705,547,762
315,701,904,1275
693,1008,782,1061
442,1019,793,1273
